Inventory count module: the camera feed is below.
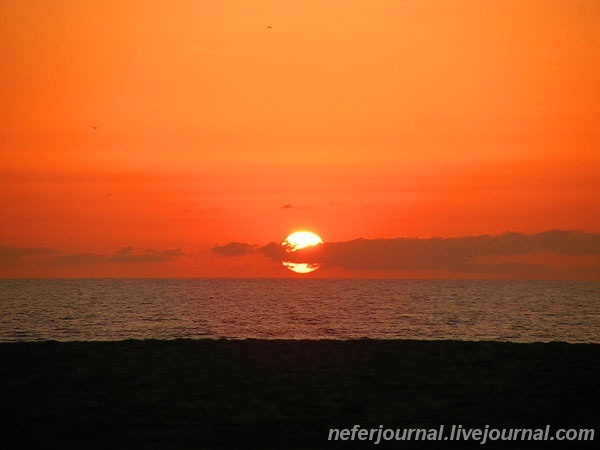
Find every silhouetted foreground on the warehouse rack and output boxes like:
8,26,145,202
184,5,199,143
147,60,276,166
0,339,597,449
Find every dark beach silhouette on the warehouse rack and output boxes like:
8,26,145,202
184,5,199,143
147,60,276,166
0,339,597,449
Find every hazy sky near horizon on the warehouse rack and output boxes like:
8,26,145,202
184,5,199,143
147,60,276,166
1,0,599,278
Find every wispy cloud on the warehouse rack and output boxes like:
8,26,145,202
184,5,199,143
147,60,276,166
108,247,184,263
212,242,257,257
280,204,308,210
1,246,184,266
0,246,59,264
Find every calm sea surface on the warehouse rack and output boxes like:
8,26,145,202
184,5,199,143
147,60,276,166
0,279,598,343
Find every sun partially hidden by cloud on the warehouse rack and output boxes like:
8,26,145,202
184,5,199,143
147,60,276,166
281,231,323,252
210,230,600,279
281,231,324,273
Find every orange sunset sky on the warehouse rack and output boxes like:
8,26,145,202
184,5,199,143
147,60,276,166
1,0,599,278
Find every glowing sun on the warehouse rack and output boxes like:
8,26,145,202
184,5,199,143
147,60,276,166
281,231,323,274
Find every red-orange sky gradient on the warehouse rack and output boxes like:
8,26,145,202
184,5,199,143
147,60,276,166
1,0,599,278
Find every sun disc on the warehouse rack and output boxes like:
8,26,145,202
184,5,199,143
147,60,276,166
281,231,323,274
282,231,323,251
282,262,321,274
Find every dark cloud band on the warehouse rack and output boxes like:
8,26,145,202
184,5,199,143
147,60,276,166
212,230,600,276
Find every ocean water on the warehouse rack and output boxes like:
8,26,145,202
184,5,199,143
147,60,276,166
0,279,598,343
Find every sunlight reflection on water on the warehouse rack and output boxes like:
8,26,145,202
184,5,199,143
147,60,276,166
0,279,598,343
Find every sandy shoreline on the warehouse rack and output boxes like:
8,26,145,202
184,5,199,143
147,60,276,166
0,339,597,448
